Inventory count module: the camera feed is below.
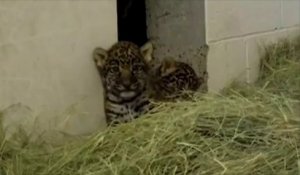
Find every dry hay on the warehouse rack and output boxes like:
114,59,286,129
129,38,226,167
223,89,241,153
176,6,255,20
1,36,300,175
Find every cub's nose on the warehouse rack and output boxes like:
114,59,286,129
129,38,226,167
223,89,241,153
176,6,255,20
122,78,131,88
122,77,138,89
130,83,138,90
121,68,137,89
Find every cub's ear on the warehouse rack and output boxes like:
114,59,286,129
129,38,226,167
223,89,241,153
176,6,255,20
93,47,108,68
140,41,153,64
160,57,176,75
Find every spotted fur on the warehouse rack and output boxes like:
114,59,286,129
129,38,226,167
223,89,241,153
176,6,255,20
93,41,153,126
149,58,205,101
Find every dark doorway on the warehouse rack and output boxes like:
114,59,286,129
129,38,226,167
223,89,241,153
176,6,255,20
117,0,148,47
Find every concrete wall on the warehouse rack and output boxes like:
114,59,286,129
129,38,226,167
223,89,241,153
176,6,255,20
206,0,300,92
0,1,117,138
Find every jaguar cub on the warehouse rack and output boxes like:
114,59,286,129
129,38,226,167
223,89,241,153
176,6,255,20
93,41,153,126
149,57,205,101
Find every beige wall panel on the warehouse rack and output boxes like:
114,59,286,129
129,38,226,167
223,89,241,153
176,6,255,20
0,0,117,136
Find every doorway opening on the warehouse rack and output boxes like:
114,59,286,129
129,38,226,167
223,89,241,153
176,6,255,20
117,0,148,47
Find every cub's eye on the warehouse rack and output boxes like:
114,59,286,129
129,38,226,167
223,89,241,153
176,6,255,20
109,66,119,73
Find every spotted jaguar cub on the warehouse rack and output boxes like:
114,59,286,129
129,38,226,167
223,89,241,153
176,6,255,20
149,57,205,101
93,41,154,126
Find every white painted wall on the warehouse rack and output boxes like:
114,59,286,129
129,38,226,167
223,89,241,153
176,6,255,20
0,1,117,137
206,0,300,91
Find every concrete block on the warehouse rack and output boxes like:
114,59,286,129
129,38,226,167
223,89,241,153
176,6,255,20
281,0,300,28
146,0,207,77
206,0,281,42
207,39,246,92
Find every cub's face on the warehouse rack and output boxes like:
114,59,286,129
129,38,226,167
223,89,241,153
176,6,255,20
93,41,153,99
150,58,180,92
149,58,202,99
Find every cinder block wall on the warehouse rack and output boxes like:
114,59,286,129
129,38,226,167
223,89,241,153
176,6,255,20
0,1,117,135
206,0,300,92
